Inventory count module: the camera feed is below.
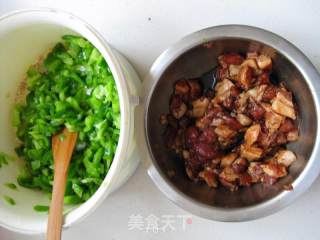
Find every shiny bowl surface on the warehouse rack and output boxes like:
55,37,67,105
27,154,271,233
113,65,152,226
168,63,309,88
138,25,320,221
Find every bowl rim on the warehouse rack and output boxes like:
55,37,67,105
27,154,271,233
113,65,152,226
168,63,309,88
0,8,133,233
139,24,320,222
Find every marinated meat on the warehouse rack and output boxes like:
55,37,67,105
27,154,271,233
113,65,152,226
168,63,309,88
161,52,299,190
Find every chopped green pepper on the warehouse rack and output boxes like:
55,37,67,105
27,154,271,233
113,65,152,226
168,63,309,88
0,152,14,168
4,182,17,190
33,205,50,212
14,35,120,203
3,195,16,206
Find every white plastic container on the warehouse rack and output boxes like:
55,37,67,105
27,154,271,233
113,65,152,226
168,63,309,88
0,9,141,234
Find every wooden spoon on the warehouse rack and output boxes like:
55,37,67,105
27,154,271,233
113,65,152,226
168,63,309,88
47,128,78,240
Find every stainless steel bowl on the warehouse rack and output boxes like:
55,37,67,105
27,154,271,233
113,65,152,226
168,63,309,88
136,25,320,221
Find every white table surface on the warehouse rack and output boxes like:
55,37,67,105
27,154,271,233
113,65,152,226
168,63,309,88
1,0,320,239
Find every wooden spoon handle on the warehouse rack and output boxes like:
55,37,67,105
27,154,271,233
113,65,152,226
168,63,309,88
47,161,68,240
47,129,77,240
